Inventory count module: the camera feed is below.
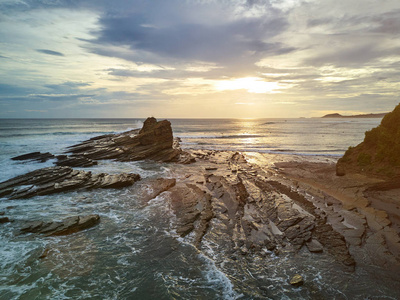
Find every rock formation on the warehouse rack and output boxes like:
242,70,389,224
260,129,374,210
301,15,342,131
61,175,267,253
0,166,140,199
54,155,98,167
152,151,355,268
20,214,100,236
11,151,98,167
66,117,194,164
337,103,400,179
12,152,55,162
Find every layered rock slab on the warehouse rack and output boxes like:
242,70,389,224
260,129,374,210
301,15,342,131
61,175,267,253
20,214,100,236
67,117,194,163
0,166,140,199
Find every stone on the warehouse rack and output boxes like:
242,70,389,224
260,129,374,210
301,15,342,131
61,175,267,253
306,239,323,253
290,274,304,286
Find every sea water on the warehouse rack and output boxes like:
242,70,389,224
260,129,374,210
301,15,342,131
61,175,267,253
1,117,398,300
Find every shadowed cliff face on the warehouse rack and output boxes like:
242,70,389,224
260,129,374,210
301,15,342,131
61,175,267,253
337,103,400,179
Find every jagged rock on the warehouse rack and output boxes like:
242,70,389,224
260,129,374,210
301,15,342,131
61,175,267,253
55,155,97,167
67,117,194,163
0,217,11,223
139,178,177,202
20,214,100,236
290,274,304,286
337,103,400,179
11,152,55,162
168,183,213,247
0,166,140,199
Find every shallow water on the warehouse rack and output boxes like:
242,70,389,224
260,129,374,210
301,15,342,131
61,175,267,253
1,118,399,299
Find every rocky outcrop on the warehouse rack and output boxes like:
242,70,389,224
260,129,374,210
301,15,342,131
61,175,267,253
66,117,194,164
138,178,177,202
162,151,355,268
0,166,140,199
20,214,100,236
11,151,98,167
337,103,400,179
12,152,55,162
54,155,98,167
167,183,213,247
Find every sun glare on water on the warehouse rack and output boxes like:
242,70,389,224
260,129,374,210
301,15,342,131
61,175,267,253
215,77,282,94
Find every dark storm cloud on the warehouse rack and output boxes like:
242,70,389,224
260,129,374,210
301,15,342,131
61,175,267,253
36,49,64,56
90,15,289,65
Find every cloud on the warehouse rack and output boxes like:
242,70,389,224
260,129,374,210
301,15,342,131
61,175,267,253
0,0,399,117
87,1,290,69
36,49,64,56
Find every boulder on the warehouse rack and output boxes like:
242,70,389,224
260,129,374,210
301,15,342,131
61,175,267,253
290,274,304,286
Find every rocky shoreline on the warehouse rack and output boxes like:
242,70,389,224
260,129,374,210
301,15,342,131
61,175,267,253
1,117,400,286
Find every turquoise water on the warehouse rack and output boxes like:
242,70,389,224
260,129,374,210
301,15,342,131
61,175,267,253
1,118,398,299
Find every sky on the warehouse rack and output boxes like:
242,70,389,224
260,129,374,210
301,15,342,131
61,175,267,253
0,0,399,118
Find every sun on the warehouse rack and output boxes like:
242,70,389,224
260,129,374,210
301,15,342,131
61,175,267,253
214,77,281,94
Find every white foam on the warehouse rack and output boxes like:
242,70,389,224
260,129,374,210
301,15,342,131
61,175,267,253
198,253,240,300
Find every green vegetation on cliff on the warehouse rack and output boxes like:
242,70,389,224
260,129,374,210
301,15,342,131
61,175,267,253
336,103,400,178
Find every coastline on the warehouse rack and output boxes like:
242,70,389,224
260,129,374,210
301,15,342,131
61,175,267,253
167,149,400,274
1,118,400,298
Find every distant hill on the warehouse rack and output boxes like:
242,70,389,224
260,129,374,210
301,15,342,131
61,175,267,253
322,112,388,118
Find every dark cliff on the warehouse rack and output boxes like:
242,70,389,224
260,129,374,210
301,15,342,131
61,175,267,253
336,103,400,178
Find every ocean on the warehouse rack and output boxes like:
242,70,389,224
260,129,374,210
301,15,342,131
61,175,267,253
1,117,398,300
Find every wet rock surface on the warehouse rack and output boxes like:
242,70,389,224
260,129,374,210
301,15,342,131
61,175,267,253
3,117,400,287
20,214,100,236
12,152,55,162
0,166,140,199
290,274,304,286
54,155,98,167
67,117,194,163
158,151,357,269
